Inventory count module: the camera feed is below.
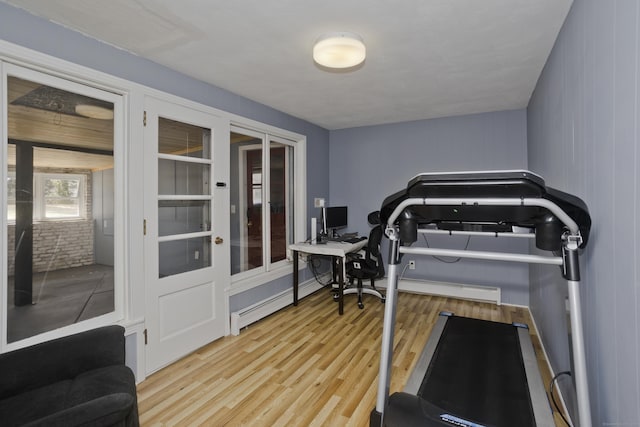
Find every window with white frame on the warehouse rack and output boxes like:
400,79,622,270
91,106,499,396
7,172,87,221
4,66,122,349
229,125,305,288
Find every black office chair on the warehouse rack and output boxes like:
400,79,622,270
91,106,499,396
343,212,386,309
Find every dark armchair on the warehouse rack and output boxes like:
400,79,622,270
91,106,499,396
0,325,139,427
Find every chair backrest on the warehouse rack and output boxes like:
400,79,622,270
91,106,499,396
365,225,385,278
367,210,381,226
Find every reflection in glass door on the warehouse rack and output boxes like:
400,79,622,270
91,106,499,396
4,69,119,345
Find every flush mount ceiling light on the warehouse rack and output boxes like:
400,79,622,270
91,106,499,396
75,104,114,120
313,32,366,69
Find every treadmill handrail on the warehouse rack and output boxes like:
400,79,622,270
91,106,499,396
399,246,563,266
418,228,536,239
385,197,581,237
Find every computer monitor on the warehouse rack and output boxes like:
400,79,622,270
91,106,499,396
322,206,348,236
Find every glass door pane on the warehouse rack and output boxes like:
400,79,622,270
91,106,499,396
229,129,296,275
6,74,116,343
229,130,264,275
269,143,293,263
157,117,212,278
245,149,264,270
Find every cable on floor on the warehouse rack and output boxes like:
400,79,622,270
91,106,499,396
549,370,573,427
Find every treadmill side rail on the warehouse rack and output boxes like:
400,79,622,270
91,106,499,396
517,327,556,427
403,314,448,395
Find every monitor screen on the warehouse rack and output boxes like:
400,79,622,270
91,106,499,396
323,206,348,233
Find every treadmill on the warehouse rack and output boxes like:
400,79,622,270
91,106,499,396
369,170,592,427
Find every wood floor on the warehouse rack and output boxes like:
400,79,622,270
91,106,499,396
137,289,566,426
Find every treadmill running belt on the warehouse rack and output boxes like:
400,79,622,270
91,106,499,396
418,316,534,427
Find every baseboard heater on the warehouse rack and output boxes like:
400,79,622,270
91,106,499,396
231,275,499,336
230,274,329,335
390,277,501,305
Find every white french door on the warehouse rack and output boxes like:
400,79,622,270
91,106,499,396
143,96,229,373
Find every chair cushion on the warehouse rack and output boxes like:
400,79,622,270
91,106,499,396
0,326,127,401
0,379,72,426
0,365,136,427
67,365,136,407
25,393,135,427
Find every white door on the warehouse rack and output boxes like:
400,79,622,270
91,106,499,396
143,97,229,373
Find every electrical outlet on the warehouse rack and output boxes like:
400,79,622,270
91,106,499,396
409,260,416,270
314,197,325,208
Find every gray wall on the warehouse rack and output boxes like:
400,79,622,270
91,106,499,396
528,0,640,424
329,110,531,304
0,2,329,313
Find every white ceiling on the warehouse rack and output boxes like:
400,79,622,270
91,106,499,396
2,0,572,130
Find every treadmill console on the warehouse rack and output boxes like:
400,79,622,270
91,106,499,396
379,170,591,250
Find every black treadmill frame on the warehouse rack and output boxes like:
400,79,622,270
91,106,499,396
370,170,592,427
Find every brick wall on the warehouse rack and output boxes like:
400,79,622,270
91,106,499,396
7,220,95,275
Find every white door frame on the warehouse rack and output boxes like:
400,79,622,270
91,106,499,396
143,95,229,374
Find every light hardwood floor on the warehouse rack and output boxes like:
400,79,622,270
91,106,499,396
137,289,566,426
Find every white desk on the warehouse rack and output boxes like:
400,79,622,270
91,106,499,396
289,239,368,315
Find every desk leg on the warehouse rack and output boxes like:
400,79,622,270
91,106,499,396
337,256,344,315
293,250,299,306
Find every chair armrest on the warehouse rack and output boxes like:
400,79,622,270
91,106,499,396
0,325,125,399
23,393,135,427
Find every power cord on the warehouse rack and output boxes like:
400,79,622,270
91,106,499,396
398,262,410,281
549,371,573,427
422,234,471,263
307,254,334,286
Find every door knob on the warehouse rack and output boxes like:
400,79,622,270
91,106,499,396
214,236,224,245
